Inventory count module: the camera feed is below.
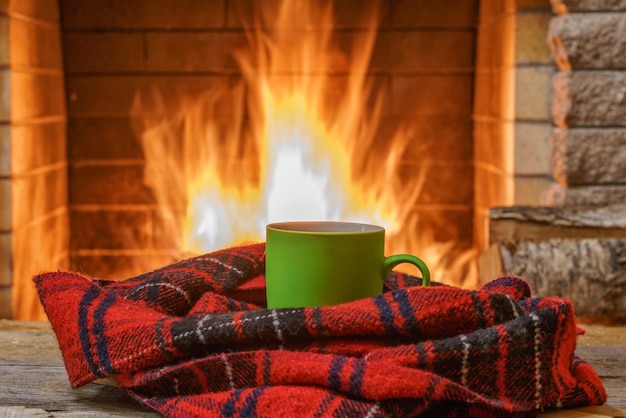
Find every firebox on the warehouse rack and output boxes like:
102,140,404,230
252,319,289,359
1,0,558,320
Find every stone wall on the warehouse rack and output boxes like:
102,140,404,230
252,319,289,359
547,0,626,205
0,0,68,320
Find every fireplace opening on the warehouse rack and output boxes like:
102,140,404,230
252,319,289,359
2,0,557,320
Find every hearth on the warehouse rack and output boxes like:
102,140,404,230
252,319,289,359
2,0,564,319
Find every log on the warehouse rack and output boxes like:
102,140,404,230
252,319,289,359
488,204,626,244
551,128,626,186
479,238,626,320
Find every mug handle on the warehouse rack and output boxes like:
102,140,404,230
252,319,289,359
383,254,431,286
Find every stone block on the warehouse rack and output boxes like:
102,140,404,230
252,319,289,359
551,0,626,14
392,74,474,116
0,179,10,231
61,0,225,29
9,16,63,69
551,127,626,185
70,209,149,250
399,161,473,205
515,66,553,120
372,30,475,72
543,182,626,205
0,69,9,122
479,0,517,21
62,32,143,73
404,207,474,252
0,16,8,66
552,71,626,127
145,32,244,72
475,13,515,69
517,0,552,10
514,177,551,205
11,167,67,229
11,122,66,175
7,0,59,22
476,167,514,207
0,286,11,319
69,164,154,205
0,125,9,177
379,115,472,162
514,122,551,175
474,67,516,119
12,210,69,320
390,0,479,28
66,75,227,117
334,0,391,28
515,11,552,64
549,14,626,71
70,253,178,280
10,72,65,121
226,0,391,29
68,118,142,160
474,119,514,170
0,232,10,286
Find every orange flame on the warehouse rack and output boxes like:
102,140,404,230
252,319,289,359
134,0,476,286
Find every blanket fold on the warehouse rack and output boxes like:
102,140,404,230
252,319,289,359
34,242,606,417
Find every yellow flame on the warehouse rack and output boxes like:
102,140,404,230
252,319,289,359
134,0,477,287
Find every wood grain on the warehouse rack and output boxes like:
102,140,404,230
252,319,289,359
0,320,157,417
488,204,626,244
478,238,626,320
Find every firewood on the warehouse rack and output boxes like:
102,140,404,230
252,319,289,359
479,238,626,321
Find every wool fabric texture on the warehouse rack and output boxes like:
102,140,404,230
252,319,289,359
34,243,606,417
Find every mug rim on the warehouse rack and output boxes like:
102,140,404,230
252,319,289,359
267,221,383,234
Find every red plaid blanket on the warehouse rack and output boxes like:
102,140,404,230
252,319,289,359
34,243,606,417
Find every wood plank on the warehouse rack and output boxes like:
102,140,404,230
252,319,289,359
578,325,626,346
0,320,158,417
541,405,626,417
0,407,50,418
0,363,157,416
575,345,626,379
489,204,626,244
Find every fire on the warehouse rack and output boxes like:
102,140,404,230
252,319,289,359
134,0,476,286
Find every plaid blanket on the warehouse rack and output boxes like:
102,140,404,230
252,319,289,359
34,243,606,417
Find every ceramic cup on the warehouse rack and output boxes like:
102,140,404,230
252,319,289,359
265,221,430,308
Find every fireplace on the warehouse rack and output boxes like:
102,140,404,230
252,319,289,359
2,0,561,320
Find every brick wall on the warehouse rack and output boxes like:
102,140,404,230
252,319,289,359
473,0,554,251
473,0,516,251
0,0,68,319
513,0,554,205
61,0,479,281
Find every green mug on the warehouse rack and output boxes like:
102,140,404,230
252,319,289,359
265,221,431,309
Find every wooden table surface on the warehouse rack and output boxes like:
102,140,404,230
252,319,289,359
0,320,624,417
